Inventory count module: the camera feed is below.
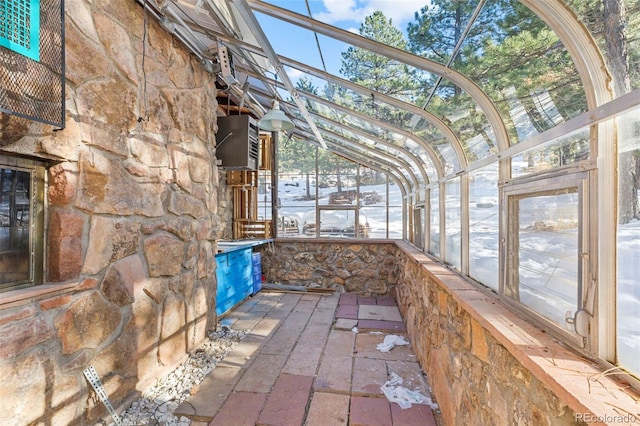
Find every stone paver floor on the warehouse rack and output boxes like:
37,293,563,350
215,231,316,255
175,291,442,426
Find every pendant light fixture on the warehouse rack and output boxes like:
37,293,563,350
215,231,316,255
258,73,294,132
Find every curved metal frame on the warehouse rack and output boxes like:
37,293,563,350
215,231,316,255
301,123,418,190
246,0,512,152
225,38,470,171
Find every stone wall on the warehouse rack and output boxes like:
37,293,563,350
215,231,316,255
395,252,573,424
0,1,226,424
258,239,398,295
393,241,640,425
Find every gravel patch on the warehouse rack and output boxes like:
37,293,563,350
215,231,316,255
107,325,248,426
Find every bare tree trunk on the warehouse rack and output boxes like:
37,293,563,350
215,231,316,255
603,0,637,223
604,0,630,97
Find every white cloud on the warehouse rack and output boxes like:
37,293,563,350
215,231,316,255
286,67,306,81
314,0,428,29
313,0,360,23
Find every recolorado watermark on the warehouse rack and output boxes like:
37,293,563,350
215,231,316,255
575,413,639,423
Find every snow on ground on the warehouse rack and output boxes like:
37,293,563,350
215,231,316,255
274,171,640,376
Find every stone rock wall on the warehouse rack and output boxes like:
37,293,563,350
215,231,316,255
259,240,398,295
394,246,578,425
0,2,226,424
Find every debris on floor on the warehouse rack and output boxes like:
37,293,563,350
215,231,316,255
376,334,410,352
381,372,439,410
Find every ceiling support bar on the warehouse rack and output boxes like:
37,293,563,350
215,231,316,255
232,0,327,148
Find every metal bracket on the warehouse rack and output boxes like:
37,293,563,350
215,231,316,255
83,366,123,426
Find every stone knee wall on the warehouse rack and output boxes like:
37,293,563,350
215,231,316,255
259,240,398,295
0,2,226,424
394,245,578,425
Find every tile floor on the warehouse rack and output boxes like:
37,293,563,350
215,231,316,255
175,291,441,426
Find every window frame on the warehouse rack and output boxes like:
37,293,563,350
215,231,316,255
501,169,593,349
0,155,45,292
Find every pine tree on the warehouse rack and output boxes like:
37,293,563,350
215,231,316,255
339,10,418,129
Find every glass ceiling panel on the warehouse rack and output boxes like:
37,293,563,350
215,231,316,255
252,0,498,161
321,135,406,177
253,12,328,73
253,3,463,173
426,84,496,162
287,68,454,174
405,1,481,66
306,100,435,181
452,0,587,145
315,122,428,185
285,67,424,136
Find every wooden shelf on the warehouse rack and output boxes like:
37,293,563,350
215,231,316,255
259,134,271,170
233,219,273,239
233,187,257,221
227,170,257,187
226,139,272,239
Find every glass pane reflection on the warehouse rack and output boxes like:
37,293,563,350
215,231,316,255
469,164,499,291
0,168,31,285
517,189,579,328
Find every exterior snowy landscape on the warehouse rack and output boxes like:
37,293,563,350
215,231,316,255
272,161,640,376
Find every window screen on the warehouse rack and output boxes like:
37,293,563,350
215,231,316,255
0,0,64,127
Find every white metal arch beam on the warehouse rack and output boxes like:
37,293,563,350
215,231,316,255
245,0,511,152
302,122,422,190
249,82,432,184
298,89,442,179
292,128,412,195
225,38,469,170
521,0,613,108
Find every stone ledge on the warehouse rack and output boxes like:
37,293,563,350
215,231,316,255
394,240,640,425
0,282,78,310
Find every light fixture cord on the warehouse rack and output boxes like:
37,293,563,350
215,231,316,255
273,72,278,105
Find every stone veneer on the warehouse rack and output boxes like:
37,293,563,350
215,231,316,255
0,2,231,424
258,239,398,295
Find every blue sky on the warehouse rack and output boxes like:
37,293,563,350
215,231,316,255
256,0,429,77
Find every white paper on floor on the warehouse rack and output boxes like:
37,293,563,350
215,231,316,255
376,334,409,352
381,372,439,410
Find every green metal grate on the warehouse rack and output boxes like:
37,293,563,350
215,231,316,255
0,0,64,128
0,0,39,61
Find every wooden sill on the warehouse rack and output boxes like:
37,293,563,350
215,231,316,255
0,282,78,310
